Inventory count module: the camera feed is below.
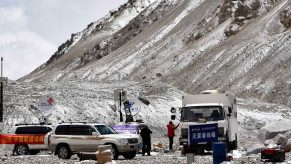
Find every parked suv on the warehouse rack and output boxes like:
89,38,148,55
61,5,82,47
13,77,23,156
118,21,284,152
47,122,141,160
6,124,52,155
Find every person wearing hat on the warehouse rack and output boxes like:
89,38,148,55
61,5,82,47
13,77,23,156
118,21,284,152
167,121,179,151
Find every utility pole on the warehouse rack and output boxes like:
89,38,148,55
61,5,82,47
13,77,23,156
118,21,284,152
119,89,123,122
0,57,7,132
0,57,3,122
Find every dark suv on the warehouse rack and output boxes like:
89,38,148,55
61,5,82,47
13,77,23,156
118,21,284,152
6,124,52,155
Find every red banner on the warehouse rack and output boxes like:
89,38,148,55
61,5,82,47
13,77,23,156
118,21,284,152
0,134,45,144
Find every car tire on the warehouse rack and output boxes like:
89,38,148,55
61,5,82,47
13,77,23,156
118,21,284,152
57,145,72,159
123,151,136,159
233,134,238,150
109,144,119,160
181,145,187,156
15,144,29,155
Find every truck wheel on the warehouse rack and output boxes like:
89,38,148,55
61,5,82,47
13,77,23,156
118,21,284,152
229,134,238,150
226,135,231,152
195,148,204,155
15,144,29,155
57,145,72,159
233,135,238,150
109,144,119,160
181,145,187,156
123,151,136,159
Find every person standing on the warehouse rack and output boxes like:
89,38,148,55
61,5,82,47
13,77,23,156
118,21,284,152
140,125,152,156
167,121,179,151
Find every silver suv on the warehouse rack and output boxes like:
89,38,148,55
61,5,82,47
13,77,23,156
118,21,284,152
47,122,141,160
6,124,52,155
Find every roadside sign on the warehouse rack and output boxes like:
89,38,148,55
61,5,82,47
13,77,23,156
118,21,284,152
0,134,45,144
113,124,139,134
36,95,56,117
121,98,141,116
188,123,218,145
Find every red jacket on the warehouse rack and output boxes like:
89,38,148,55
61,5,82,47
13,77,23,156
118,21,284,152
167,123,179,137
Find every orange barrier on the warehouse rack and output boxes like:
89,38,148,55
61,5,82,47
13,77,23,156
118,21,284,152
0,134,45,144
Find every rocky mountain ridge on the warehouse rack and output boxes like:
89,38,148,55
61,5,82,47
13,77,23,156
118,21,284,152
22,0,291,107
4,0,291,128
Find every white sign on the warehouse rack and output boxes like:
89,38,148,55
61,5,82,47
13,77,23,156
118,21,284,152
36,95,56,117
121,98,141,116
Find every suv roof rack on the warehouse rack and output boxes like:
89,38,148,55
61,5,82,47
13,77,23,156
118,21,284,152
60,122,88,124
15,123,52,126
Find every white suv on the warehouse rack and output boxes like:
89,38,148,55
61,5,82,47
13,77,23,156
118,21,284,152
47,122,141,160
6,124,52,155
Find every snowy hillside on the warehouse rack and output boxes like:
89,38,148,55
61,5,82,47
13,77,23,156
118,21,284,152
2,0,291,163
4,79,182,134
3,0,291,129
20,0,291,107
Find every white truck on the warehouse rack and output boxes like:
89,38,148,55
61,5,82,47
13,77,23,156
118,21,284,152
177,90,238,154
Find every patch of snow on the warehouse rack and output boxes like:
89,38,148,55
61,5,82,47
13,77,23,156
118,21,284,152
231,150,243,159
186,19,232,83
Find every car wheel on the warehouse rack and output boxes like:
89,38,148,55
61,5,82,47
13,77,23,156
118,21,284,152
57,145,72,159
109,144,119,160
181,145,187,156
233,134,238,150
123,151,136,159
15,144,29,155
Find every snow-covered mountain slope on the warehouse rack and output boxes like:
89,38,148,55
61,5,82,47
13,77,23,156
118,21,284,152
21,0,291,107
21,0,158,80
3,0,290,133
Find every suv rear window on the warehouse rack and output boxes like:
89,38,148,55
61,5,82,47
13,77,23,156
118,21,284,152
55,125,95,135
55,125,69,135
15,126,52,134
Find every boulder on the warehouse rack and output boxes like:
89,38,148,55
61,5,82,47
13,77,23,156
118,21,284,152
246,144,264,156
273,133,288,145
284,131,291,139
264,139,275,146
152,142,165,152
258,120,291,142
282,139,291,152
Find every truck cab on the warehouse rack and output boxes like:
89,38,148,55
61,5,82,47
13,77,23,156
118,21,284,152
178,90,238,154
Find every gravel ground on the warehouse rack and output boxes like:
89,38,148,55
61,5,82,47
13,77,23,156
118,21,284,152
1,128,291,163
0,148,291,164
0,149,290,164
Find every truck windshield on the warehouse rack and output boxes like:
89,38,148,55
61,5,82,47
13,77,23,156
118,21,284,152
94,125,118,135
181,106,224,122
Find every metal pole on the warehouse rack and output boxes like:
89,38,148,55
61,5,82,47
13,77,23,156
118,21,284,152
0,57,3,122
119,90,123,122
0,82,2,122
1,57,2,77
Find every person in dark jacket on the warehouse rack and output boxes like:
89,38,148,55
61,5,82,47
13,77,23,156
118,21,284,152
140,125,152,156
167,121,179,151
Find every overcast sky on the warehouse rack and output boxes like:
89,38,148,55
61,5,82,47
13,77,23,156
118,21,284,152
0,0,127,80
